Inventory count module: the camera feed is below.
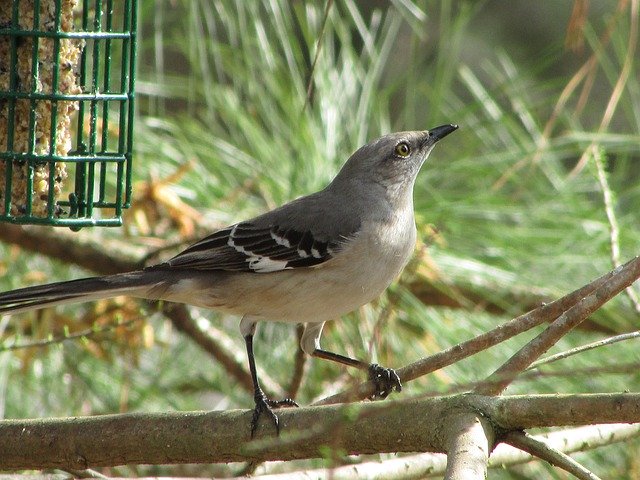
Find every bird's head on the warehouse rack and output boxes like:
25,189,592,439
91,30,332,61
331,124,458,195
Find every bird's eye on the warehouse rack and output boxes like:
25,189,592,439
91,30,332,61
394,142,411,158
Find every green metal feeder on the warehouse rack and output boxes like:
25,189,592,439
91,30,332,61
0,0,137,228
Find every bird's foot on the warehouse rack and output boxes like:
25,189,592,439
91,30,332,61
251,389,299,437
368,363,402,400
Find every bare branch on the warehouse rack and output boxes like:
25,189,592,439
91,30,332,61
0,398,447,469
0,225,143,274
443,412,493,480
165,305,283,398
315,257,631,405
286,324,307,399
528,330,640,370
479,393,640,429
2,393,640,470
503,431,601,480
475,255,640,395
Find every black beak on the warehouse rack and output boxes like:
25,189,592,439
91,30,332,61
427,124,458,144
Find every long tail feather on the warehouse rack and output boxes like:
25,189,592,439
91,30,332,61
0,271,158,315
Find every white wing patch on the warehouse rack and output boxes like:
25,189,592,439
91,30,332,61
228,224,291,273
270,229,291,248
227,224,246,253
248,256,290,273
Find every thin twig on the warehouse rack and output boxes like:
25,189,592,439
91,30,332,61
61,468,109,479
503,431,602,480
594,149,622,266
570,0,639,176
528,330,640,370
417,359,640,400
286,324,307,399
492,0,629,191
475,256,640,396
302,0,334,113
0,318,141,352
593,148,640,313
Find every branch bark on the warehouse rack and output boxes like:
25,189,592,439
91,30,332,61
223,424,640,479
443,412,493,480
503,431,601,480
2,393,640,470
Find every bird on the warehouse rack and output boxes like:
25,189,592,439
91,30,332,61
0,124,458,435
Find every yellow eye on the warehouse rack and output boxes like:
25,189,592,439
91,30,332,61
394,142,411,158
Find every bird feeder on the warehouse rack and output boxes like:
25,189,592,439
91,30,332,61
0,0,137,228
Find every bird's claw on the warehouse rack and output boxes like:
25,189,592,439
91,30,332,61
251,389,299,437
368,363,402,400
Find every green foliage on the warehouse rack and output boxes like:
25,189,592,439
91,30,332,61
1,0,639,477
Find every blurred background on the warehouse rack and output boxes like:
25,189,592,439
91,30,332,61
1,0,639,477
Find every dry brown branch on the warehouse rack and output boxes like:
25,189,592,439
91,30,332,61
570,0,639,176
315,257,634,405
0,225,142,275
162,303,256,395
503,431,601,480
286,324,307,399
475,255,640,395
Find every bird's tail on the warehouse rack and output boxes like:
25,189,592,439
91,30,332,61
0,270,164,315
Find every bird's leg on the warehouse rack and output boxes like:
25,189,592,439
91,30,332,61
311,348,402,400
244,333,298,437
301,322,402,400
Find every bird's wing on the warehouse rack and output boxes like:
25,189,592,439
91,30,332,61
161,220,356,273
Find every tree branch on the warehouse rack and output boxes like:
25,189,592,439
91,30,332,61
475,255,640,395
443,412,493,480
503,431,601,480
528,330,640,370
286,324,307,399
0,225,143,274
225,424,640,479
315,257,634,405
2,393,640,470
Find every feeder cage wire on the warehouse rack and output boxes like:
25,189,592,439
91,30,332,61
0,0,137,228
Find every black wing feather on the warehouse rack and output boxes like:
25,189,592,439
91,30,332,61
161,220,348,273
